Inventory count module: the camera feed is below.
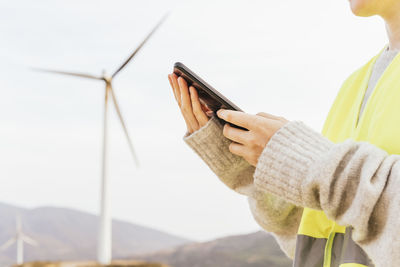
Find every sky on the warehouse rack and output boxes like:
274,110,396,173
0,0,387,242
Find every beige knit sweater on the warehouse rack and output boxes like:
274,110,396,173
184,49,400,267
183,50,400,267
184,116,400,267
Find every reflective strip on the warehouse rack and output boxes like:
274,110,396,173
294,228,374,267
323,232,336,267
294,235,326,267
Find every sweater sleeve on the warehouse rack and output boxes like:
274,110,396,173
254,120,400,267
183,115,303,259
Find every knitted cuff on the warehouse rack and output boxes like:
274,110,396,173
183,116,244,174
253,120,334,206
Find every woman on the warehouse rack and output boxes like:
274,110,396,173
167,0,400,266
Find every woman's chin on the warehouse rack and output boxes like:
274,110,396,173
349,0,376,17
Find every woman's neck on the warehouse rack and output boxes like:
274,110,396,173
384,9,400,51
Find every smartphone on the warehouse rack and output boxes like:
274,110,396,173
173,62,247,130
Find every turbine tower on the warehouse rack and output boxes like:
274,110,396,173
33,14,168,265
0,216,38,265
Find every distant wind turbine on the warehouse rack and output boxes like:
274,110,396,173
0,216,38,265
32,14,168,265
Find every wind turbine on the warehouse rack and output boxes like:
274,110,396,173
0,216,38,265
33,14,168,265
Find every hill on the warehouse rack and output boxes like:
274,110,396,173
135,231,292,267
0,203,189,266
0,202,293,267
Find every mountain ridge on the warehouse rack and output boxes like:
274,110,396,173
134,231,292,267
0,202,190,266
0,202,292,267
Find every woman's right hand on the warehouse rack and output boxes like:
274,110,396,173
168,73,212,134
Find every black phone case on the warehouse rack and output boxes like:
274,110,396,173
173,62,247,131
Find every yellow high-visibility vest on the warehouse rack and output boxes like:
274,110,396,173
294,45,400,267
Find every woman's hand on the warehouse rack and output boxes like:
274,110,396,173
217,109,289,167
168,73,212,134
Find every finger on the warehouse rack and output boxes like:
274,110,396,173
198,99,213,117
201,105,212,114
222,123,249,145
256,112,281,120
178,100,195,133
217,109,257,130
169,75,194,133
189,86,209,126
185,116,194,134
170,73,182,106
178,77,199,130
168,74,180,104
228,142,248,158
205,110,214,117
168,74,178,102
229,143,258,166
168,74,194,134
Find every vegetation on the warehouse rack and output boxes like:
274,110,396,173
15,261,170,267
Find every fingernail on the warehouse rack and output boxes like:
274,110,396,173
217,109,225,118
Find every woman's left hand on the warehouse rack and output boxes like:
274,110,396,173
217,109,289,167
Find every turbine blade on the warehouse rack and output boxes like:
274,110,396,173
0,238,16,251
31,68,102,80
111,13,169,78
22,235,38,246
109,87,140,167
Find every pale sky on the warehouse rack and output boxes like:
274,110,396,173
0,0,387,241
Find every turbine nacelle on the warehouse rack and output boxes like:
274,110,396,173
101,70,112,84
